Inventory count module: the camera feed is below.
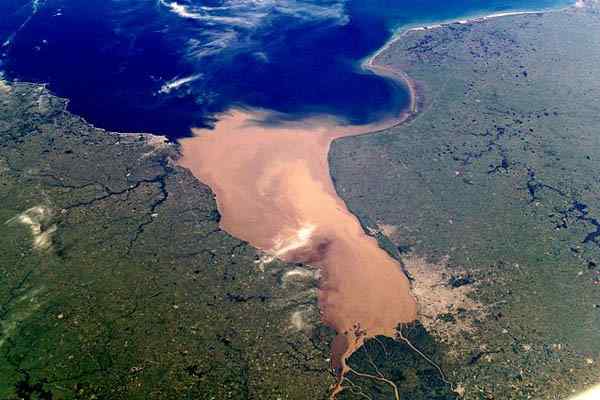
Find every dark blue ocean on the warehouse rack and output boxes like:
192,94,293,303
0,0,573,139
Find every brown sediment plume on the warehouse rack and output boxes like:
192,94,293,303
178,106,416,396
178,57,419,397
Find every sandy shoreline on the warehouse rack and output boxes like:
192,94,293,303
362,2,577,116
367,5,574,64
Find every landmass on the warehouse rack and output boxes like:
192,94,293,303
331,1,600,399
1,1,600,399
0,82,335,399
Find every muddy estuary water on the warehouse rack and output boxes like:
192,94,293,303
178,60,418,395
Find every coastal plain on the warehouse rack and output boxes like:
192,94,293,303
0,83,336,399
331,2,600,399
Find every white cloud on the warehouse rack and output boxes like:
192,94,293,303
158,0,349,59
568,384,600,400
6,206,56,251
159,73,203,94
186,30,239,59
160,0,348,25
159,1,267,27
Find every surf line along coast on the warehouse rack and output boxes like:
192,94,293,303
177,29,419,399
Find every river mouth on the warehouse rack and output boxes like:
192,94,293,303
178,106,417,396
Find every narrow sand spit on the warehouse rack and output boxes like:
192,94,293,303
178,106,417,396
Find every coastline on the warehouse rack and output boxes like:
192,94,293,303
325,8,579,395
335,2,580,396
2,2,598,398
7,80,172,152
366,4,576,65
336,2,600,398
361,1,577,124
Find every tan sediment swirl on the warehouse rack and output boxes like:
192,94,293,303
178,54,419,397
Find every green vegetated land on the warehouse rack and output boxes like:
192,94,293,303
331,3,600,400
0,82,336,399
2,3,600,400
